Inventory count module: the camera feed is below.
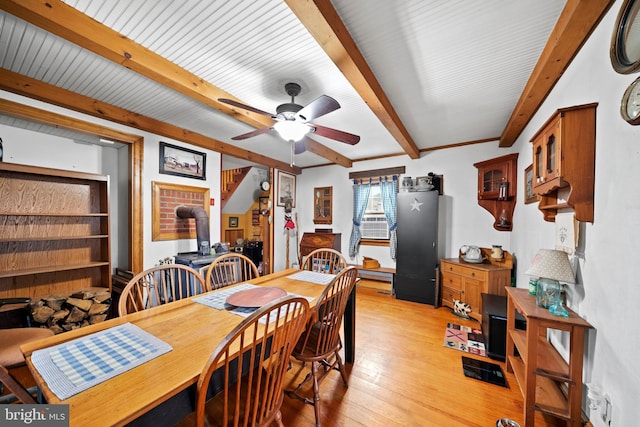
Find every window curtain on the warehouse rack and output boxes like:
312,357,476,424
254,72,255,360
380,176,399,260
348,180,371,258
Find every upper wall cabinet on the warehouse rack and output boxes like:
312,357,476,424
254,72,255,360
313,186,332,225
530,103,597,222
474,153,518,231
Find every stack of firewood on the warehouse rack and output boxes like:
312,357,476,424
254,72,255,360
29,288,112,334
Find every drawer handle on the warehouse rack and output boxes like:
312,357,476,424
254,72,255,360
471,272,475,277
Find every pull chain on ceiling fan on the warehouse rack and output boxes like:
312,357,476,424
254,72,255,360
219,82,360,155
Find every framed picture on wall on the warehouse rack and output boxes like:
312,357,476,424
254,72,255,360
524,164,538,204
159,142,206,180
229,217,239,228
277,170,296,208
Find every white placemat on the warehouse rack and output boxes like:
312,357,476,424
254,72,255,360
287,270,336,285
31,323,172,400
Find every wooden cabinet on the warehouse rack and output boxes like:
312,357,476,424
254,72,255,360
473,153,518,231
299,231,341,258
530,103,597,222
313,186,332,224
505,287,593,427
0,163,111,300
440,252,512,321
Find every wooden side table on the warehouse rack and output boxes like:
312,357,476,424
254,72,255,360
505,287,593,427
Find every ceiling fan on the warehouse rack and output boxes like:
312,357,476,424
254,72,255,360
219,82,360,155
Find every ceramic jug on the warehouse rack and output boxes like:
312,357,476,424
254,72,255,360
463,246,482,260
491,245,504,259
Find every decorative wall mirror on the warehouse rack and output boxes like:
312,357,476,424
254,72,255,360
611,0,640,74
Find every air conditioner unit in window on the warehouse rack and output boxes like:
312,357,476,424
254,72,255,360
360,214,390,239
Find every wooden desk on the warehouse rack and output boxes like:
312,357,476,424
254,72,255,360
21,268,355,427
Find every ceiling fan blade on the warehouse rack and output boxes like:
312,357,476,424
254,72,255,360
231,127,272,140
310,124,360,145
296,95,340,122
218,98,275,117
294,138,308,154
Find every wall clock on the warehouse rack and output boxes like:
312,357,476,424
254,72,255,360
610,0,640,74
621,76,640,125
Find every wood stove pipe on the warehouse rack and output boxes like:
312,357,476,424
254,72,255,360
176,206,210,255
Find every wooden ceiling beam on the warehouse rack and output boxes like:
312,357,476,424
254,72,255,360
500,0,614,147
286,0,420,159
0,0,352,168
0,69,301,174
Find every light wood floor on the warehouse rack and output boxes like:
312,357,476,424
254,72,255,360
279,279,566,427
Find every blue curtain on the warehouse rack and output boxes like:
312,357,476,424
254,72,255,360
380,176,399,260
349,180,371,258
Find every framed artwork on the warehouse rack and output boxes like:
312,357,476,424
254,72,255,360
151,181,210,241
277,170,296,208
229,217,239,228
159,142,206,180
524,164,538,204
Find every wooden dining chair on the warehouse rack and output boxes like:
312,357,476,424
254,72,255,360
300,248,347,274
118,264,208,316
285,266,359,427
205,253,260,290
0,327,54,403
178,295,310,427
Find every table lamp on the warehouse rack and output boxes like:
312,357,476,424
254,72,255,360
524,249,575,317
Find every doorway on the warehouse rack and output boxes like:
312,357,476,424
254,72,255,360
221,157,273,274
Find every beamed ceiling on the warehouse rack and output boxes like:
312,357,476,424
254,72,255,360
0,0,614,173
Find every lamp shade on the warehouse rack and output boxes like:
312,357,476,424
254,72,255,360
524,249,575,283
273,120,310,142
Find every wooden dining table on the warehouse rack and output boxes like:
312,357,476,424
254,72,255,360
20,268,356,427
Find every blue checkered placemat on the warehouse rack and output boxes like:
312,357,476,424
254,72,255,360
193,283,259,310
31,323,172,400
287,270,336,285
194,283,315,322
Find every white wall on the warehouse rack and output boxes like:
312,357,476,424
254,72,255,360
291,3,639,425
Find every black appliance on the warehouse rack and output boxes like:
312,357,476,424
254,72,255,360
244,241,263,267
481,293,526,361
174,252,223,280
395,190,439,304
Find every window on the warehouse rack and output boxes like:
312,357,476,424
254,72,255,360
360,185,390,240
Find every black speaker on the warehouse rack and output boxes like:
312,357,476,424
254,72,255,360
481,293,526,361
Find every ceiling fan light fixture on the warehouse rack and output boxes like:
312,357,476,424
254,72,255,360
273,120,310,142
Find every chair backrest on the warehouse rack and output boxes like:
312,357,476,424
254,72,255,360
205,253,260,290
296,266,358,358
195,296,310,427
118,264,208,316
301,248,347,274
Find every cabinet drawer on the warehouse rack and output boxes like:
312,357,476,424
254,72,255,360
441,262,487,281
441,272,462,290
441,286,461,305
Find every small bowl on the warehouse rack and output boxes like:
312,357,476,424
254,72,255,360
496,418,520,427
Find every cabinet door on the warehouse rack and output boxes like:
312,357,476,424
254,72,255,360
462,278,481,315
478,166,505,199
313,187,332,224
532,116,562,191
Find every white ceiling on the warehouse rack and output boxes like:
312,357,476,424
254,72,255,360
0,0,572,169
